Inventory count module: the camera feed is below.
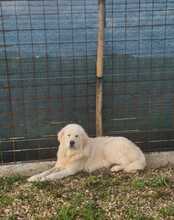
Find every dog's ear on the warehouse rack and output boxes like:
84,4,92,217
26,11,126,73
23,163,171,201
57,127,65,143
82,130,88,148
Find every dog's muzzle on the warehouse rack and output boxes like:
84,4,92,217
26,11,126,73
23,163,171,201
69,140,75,148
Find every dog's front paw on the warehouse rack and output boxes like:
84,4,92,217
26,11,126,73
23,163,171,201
39,177,47,182
27,175,42,182
40,174,58,182
39,176,53,182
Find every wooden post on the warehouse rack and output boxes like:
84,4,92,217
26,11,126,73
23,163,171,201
96,0,105,78
96,79,103,136
96,0,105,136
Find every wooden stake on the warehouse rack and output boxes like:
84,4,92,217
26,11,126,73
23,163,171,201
96,0,105,78
96,78,103,136
96,0,105,136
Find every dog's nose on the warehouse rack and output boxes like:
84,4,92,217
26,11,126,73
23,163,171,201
70,140,75,147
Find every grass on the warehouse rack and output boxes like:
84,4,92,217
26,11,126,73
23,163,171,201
125,207,155,220
132,176,170,189
6,215,18,220
54,200,105,220
159,205,174,217
0,194,14,207
0,175,25,193
81,200,105,220
0,167,174,219
55,205,77,220
132,178,146,189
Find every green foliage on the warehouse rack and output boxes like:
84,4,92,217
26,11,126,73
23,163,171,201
0,175,25,192
54,205,77,220
54,200,105,220
81,200,105,220
159,205,174,217
132,179,146,189
147,176,169,188
125,207,154,220
132,176,170,189
0,194,14,207
7,215,18,220
31,181,50,190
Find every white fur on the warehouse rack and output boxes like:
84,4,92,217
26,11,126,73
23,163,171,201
28,124,146,182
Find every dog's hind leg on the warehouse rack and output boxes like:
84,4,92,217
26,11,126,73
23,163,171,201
111,165,123,172
124,160,145,173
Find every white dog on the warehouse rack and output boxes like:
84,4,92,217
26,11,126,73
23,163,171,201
28,124,146,182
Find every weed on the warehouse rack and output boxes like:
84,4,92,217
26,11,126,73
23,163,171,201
54,205,77,220
71,192,85,206
85,175,101,187
0,175,25,192
125,207,154,220
147,176,169,188
132,179,146,189
7,215,18,220
159,205,174,217
132,176,170,189
81,200,105,220
0,194,14,207
31,181,50,189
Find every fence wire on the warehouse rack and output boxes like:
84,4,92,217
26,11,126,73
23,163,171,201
0,0,174,163
0,0,97,163
103,0,174,152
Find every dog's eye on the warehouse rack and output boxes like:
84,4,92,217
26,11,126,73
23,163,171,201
75,135,79,138
67,134,71,137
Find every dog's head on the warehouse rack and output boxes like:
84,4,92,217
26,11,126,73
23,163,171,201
57,124,88,151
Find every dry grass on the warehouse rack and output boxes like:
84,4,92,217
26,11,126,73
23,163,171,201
0,167,174,220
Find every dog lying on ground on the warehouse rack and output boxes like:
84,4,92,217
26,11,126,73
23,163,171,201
28,124,146,182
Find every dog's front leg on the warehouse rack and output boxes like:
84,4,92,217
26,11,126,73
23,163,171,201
40,168,76,181
27,166,61,182
40,162,82,181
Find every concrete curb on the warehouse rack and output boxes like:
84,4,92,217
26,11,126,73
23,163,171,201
145,151,174,169
0,152,174,177
0,161,55,177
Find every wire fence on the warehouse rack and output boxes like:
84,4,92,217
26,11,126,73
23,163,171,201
0,0,174,163
0,0,97,163
103,0,174,152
